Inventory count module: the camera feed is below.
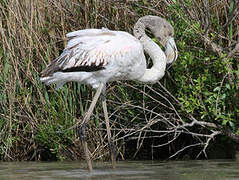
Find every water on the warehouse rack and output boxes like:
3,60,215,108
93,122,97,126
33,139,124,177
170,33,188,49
0,160,239,180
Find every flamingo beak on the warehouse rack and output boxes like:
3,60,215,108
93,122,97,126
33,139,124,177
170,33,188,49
165,37,178,69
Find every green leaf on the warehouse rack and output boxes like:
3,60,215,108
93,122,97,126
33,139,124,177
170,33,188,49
225,84,230,90
213,87,220,92
222,119,228,125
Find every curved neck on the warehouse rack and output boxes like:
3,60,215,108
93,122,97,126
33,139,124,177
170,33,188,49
133,18,167,83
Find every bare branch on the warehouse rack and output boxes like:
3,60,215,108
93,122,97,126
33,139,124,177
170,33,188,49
169,143,203,159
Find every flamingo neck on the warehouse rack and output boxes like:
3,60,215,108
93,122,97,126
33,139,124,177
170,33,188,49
133,17,168,83
138,36,166,83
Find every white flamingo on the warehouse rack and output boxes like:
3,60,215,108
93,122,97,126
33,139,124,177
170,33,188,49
40,15,178,171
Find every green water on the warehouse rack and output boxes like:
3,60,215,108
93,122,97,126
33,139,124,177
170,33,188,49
0,160,239,180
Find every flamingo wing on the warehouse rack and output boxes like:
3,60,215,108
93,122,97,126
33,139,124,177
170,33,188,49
41,28,119,77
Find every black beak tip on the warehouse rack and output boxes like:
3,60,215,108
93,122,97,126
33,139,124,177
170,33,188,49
166,62,174,70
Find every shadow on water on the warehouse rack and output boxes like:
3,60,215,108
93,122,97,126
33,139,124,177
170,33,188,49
0,159,239,180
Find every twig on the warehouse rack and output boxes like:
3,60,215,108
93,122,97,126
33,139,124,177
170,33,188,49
169,143,203,159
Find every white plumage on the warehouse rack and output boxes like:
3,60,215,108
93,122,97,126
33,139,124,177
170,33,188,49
40,28,146,90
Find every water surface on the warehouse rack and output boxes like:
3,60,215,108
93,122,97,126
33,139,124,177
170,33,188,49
0,159,239,180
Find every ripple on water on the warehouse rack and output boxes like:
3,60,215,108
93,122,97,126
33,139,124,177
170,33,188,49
38,168,154,179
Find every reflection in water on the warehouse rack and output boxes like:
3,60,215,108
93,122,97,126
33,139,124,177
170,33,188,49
0,160,239,180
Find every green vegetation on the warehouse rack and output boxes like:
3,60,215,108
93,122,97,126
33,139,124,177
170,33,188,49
0,0,238,161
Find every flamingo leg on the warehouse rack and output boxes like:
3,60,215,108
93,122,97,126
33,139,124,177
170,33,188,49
102,98,116,168
79,83,104,172
79,124,92,172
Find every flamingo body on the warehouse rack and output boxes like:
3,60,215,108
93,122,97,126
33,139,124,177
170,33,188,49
40,28,146,89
